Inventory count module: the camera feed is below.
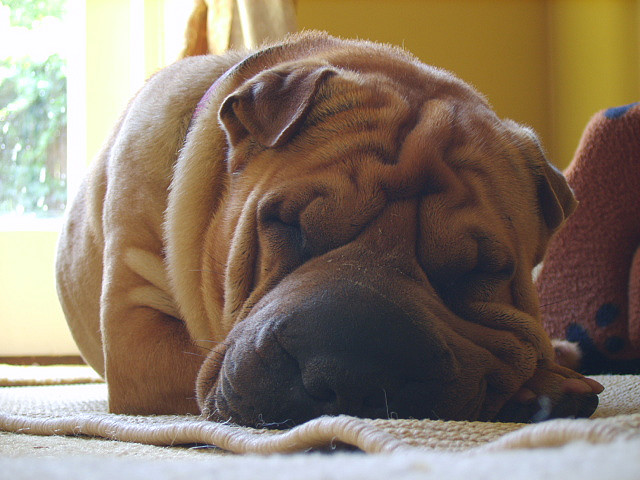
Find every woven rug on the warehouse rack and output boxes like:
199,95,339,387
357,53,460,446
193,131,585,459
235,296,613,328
1,365,639,455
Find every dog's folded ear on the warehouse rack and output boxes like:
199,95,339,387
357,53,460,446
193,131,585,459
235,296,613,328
513,123,577,232
219,64,336,153
536,158,577,232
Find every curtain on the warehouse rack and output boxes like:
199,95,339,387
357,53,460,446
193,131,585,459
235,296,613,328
182,0,297,57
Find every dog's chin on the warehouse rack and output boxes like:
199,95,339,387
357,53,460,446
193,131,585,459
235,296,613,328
205,341,477,429
211,375,447,429
196,268,491,428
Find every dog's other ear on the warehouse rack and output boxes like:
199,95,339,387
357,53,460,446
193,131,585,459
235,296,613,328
536,155,577,232
512,123,577,231
510,123,577,264
219,64,336,150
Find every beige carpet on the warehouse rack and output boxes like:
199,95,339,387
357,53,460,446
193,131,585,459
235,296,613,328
1,365,639,479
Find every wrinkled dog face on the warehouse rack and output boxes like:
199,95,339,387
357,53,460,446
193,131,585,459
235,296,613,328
195,58,575,428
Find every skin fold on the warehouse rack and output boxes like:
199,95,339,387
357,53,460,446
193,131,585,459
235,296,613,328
56,32,603,425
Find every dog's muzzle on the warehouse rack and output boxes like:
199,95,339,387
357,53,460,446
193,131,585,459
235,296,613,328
199,262,474,428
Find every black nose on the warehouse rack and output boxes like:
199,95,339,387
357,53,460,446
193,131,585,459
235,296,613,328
212,274,455,428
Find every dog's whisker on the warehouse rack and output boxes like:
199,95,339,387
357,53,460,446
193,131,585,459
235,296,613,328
382,388,390,420
195,346,216,353
195,339,228,346
255,414,296,429
204,251,228,268
183,351,208,359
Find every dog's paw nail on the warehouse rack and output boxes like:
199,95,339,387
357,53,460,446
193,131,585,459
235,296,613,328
583,377,605,394
561,378,597,395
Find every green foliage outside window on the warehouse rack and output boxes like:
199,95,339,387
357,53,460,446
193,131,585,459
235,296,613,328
0,0,68,218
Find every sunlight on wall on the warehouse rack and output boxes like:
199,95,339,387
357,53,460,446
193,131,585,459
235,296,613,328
0,232,76,354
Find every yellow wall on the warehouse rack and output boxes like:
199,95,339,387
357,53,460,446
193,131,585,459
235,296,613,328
298,0,552,159
297,0,640,169
0,232,77,355
1,0,638,356
548,0,640,164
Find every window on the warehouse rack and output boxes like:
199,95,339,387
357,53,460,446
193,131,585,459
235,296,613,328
0,0,68,226
0,0,190,357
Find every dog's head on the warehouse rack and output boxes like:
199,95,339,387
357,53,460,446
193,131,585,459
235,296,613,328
194,50,576,427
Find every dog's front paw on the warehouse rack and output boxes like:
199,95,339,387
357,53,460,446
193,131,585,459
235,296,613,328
495,362,604,423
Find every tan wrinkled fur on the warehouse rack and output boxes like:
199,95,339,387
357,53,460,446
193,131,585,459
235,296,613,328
56,32,582,418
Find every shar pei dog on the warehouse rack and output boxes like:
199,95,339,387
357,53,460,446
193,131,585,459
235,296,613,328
56,32,603,427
